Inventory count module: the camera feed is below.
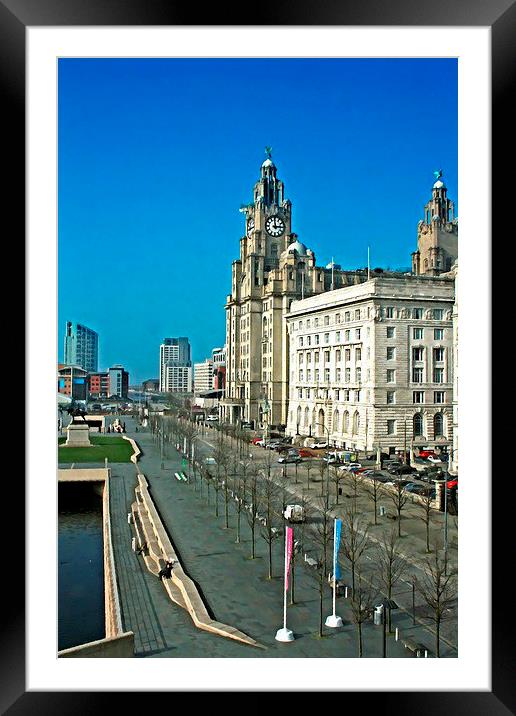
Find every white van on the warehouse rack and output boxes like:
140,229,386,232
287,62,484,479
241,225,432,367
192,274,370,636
283,504,305,523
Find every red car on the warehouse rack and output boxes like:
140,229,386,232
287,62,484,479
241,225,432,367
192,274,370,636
419,449,438,459
298,448,313,458
447,479,458,489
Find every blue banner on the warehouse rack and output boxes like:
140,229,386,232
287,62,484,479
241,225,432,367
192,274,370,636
334,519,342,580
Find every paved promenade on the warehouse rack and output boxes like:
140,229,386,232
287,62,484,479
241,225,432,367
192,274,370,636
101,417,456,658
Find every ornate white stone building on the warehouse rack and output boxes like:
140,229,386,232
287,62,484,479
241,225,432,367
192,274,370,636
285,275,455,455
221,150,370,430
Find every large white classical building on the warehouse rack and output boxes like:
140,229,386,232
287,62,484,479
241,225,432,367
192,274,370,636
285,275,455,454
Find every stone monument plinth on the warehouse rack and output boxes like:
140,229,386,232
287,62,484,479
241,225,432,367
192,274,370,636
65,423,91,447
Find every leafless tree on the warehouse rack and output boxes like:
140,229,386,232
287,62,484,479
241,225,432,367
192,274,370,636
415,545,458,657
387,481,410,537
374,528,407,632
341,504,370,592
244,475,262,560
303,555,327,638
213,441,233,529
349,570,375,657
417,488,435,553
305,459,314,491
363,475,384,526
235,458,254,544
330,464,346,506
259,471,281,579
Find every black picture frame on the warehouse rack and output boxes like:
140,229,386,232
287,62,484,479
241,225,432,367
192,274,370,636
6,0,508,711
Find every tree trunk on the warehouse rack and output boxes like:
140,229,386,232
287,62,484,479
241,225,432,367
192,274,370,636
268,535,273,579
358,622,363,658
224,482,229,528
436,617,441,658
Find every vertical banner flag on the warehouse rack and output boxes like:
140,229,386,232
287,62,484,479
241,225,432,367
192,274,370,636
334,519,342,580
285,527,294,591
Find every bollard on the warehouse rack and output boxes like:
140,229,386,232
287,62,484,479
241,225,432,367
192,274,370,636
424,650,428,658
127,512,132,524
131,537,136,552
345,587,348,598
395,627,399,641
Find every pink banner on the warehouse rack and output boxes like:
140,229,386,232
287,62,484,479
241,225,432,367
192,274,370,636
285,527,294,591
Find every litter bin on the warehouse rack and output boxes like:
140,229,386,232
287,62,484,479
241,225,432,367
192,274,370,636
379,505,386,517
373,605,383,626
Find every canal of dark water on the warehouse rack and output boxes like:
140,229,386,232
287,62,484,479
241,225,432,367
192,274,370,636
58,483,105,651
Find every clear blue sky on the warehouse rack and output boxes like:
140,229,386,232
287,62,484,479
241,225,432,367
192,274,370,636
58,58,457,384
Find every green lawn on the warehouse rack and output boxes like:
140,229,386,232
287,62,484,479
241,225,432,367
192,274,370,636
58,434,134,464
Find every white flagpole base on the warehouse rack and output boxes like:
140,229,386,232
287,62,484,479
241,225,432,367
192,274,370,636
325,614,343,628
275,627,295,642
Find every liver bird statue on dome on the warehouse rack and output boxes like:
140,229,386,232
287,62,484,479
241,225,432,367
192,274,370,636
433,169,443,180
265,146,273,159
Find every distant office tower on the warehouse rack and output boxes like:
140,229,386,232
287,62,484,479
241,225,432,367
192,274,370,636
194,359,214,394
108,365,129,398
212,346,226,390
64,321,99,372
159,337,192,393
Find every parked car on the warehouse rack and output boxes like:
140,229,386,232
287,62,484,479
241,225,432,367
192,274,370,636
266,440,282,450
251,437,264,445
418,449,438,459
367,452,390,462
278,455,302,464
427,455,444,464
308,441,328,449
204,457,217,465
447,479,458,489
403,482,426,494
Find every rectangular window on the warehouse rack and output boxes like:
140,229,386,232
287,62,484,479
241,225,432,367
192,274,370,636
335,389,340,401
387,326,395,338
324,333,330,343
344,389,350,401
307,319,311,328
299,370,304,381
345,330,350,341
356,347,362,361
413,308,423,319
307,335,311,346
434,368,444,383
314,317,319,327
355,390,361,402
386,307,394,318
413,391,425,404
434,328,444,340
324,368,330,382
298,337,303,347
413,346,424,361
336,331,341,342
345,368,351,382
387,347,395,360
298,353,304,365
433,308,444,320
387,369,395,383
315,353,319,364
298,388,303,399
324,351,330,363
356,367,361,382
345,348,351,362
336,349,341,361
307,370,312,381
298,320,303,329
386,390,395,404
434,347,445,362
336,313,341,324
413,327,424,340
387,419,396,435
412,367,424,383
307,353,312,364
315,335,320,345
336,368,341,382
324,315,330,326
345,312,350,322
355,309,360,320
315,369,320,381
434,391,445,403
356,328,361,340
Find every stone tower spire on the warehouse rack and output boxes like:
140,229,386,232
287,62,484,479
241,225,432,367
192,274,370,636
412,170,458,275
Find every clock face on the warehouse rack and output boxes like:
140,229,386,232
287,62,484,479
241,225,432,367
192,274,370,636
265,215,285,237
247,218,255,236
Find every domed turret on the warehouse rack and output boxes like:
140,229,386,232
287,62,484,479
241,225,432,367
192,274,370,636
287,239,307,256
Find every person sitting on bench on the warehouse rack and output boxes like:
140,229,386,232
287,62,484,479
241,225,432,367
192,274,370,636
158,560,174,581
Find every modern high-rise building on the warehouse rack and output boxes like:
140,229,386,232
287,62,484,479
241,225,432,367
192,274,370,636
108,365,130,398
159,337,192,393
194,359,214,395
64,322,99,373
